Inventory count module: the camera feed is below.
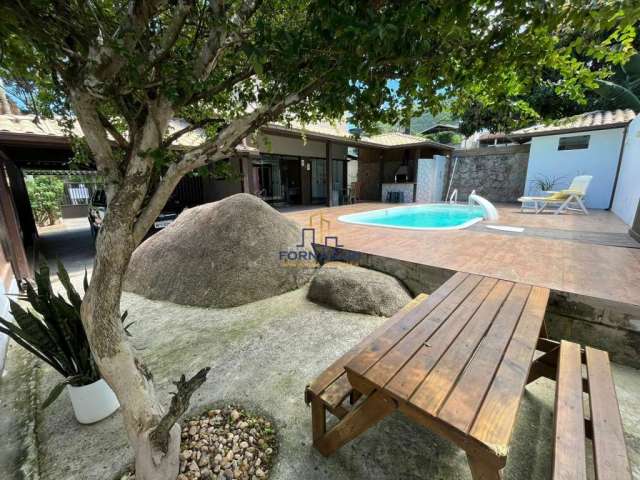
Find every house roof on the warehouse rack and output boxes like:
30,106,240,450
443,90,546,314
419,123,459,135
0,113,453,153
361,131,452,150
261,123,453,150
511,109,636,139
478,132,511,142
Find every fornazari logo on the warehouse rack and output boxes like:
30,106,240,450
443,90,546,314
278,213,359,266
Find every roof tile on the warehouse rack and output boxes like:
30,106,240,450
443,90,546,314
512,109,636,137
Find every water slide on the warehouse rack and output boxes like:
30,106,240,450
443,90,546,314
468,193,499,221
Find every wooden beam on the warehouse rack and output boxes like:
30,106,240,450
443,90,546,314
326,142,333,206
0,156,31,282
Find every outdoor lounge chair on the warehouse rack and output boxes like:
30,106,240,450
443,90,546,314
518,175,593,215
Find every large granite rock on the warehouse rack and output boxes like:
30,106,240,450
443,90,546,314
307,262,412,317
124,193,315,308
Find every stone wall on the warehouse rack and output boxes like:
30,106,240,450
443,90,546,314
448,144,530,203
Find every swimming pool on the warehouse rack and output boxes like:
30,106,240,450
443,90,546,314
338,204,485,230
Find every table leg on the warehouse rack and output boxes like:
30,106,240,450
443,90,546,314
311,397,326,444
313,390,397,457
467,454,503,480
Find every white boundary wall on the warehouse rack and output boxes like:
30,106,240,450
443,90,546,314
612,116,640,226
523,128,625,209
415,155,447,203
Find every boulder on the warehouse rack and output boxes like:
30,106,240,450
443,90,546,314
124,193,316,308
307,262,412,317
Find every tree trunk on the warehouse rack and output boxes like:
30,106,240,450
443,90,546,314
80,200,180,480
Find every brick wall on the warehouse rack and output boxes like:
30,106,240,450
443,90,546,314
448,144,530,203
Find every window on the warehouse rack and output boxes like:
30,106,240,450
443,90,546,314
558,135,590,151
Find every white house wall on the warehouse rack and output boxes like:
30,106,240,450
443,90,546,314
523,128,625,209
612,116,640,226
249,133,348,159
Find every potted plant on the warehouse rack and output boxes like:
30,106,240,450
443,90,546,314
0,260,120,424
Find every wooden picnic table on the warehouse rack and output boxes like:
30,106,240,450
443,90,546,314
310,271,551,480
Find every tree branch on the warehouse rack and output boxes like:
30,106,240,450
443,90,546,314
69,89,120,186
92,0,166,83
132,75,325,244
162,117,224,148
149,367,211,454
188,66,255,104
149,0,193,65
192,0,261,82
98,112,129,149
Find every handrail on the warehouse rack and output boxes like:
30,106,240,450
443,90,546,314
449,189,458,204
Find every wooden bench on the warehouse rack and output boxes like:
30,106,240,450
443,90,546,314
304,293,429,439
553,340,631,480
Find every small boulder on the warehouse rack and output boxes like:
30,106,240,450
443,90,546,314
307,262,412,316
124,193,315,308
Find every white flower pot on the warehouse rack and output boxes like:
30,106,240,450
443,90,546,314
67,379,120,424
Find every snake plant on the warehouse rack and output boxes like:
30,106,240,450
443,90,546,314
0,261,103,408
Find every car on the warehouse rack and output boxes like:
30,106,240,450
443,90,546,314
88,188,184,239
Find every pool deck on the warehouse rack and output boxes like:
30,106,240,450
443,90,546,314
285,202,640,307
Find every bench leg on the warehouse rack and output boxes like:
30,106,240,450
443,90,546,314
467,454,503,480
313,390,396,457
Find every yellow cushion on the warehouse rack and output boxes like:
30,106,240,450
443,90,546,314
545,191,571,201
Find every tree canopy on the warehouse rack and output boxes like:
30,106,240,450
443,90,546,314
2,1,638,151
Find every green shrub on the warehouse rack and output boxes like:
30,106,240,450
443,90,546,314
26,175,64,226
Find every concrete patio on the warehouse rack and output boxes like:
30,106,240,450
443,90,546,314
1,285,639,480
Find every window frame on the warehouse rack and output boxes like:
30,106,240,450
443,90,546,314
557,135,590,151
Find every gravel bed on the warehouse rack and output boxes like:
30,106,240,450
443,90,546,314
123,405,277,480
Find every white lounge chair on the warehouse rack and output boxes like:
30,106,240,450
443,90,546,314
518,175,593,215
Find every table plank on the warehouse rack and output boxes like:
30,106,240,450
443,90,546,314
586,346,631,480
437,283,531,434
306,280,460,400
552,341,587,480
469,286,549,455
410,280,514,415
379,276,497,400
346,272,479,379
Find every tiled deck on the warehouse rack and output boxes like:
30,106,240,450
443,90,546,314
285,203,640,307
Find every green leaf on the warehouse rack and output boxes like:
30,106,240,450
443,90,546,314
83,269,89,294
595,79,640,111
42,379,69,409
56,260,82,309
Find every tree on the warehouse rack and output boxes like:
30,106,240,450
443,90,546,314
0,1,636,478
455,16,640,135
596,53,640,110
26,175,64,226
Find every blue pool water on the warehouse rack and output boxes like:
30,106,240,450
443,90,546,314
338,204,485,230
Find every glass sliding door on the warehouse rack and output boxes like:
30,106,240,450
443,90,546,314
253,154,304,206
311,158,327,204
253,156,284,203
332,160,345,205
